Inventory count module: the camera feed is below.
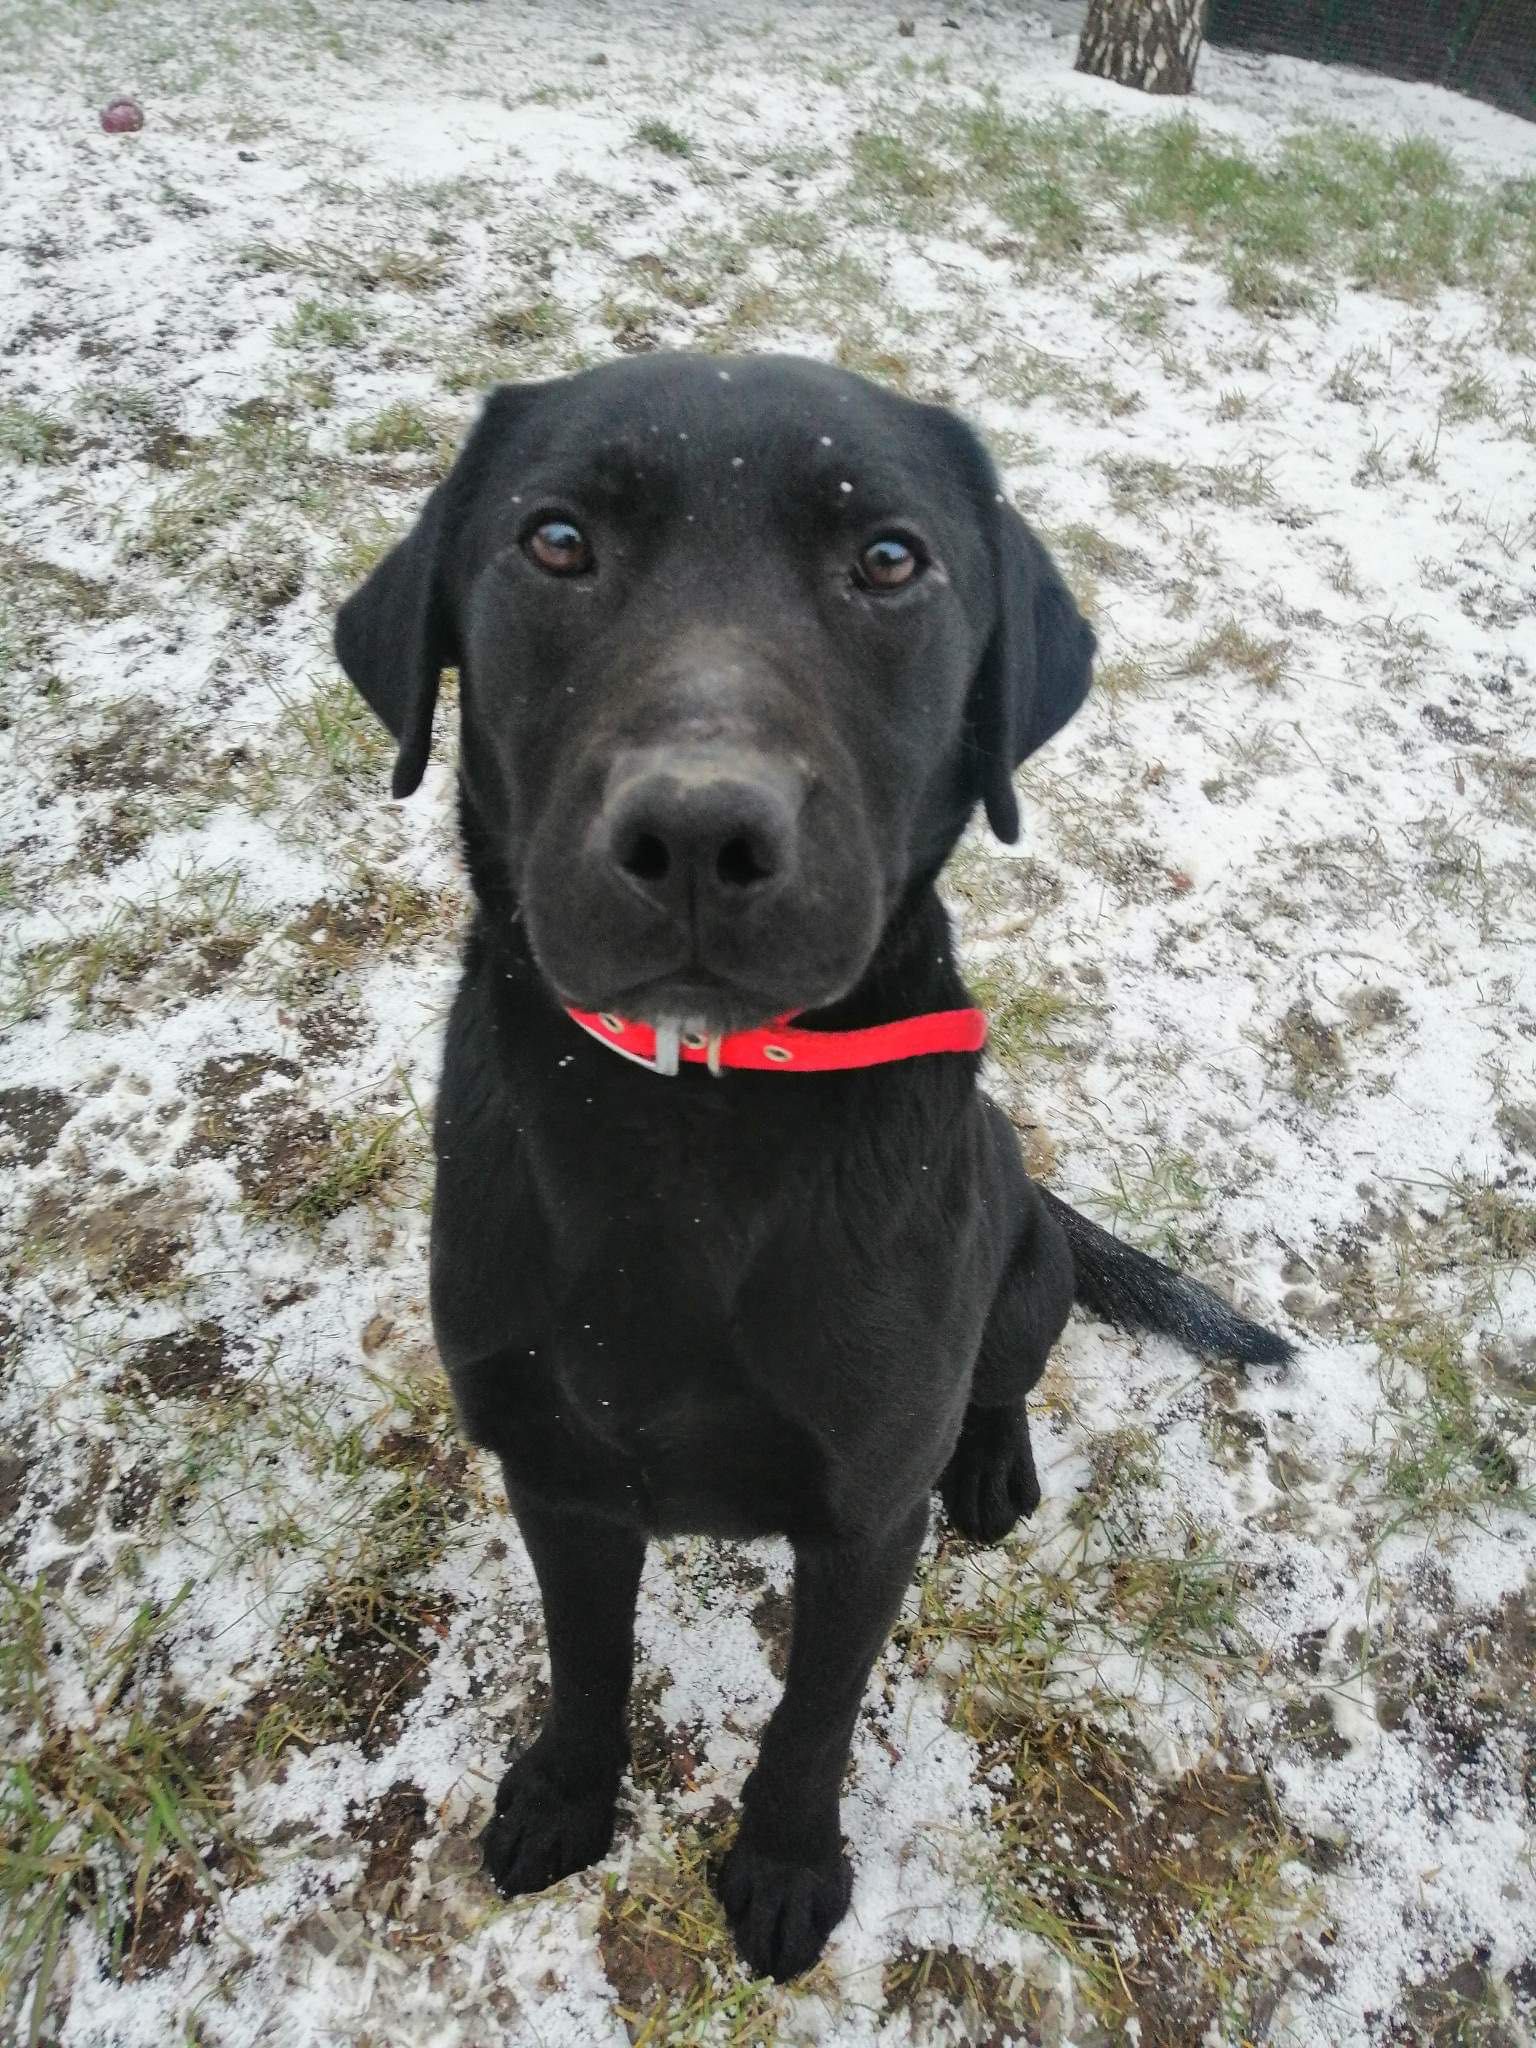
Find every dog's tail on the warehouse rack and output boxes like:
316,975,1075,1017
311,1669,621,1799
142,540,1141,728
1042,1190,1293,1367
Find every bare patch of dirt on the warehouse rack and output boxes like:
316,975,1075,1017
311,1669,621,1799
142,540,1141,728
63,710,205,796
1275,999,1348,1101
1341,985,1407,1032
107,1462,163,1531
750,1584,793,1680
0,1085,74,1165
1278,1694,1351,1762
285,996,367,1061
1376,1592,1535,1809
979,1715,1306,2046
1497,1102,1536,1158
119,1864,214,1977
76,802,156,873
177,1052,331,1212
118,1319,239,1399
354,1779,431,1911
0,544,114,621
283,885,445,983
595,1833,752,2029
1389,1950,1521,2047
629,1675,704,1799
256,1590,452,1760
882,1944,1029,2048
21,1182,196,1295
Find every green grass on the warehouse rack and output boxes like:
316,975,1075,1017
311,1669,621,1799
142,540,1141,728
1368,1314,1534,1535
595,1842,785,2041
346,400,437,456
1100,453,1185,515
211,514,306,616
842,101,1536,332
1083,1149,1209,1261
280,1108,410,1227
6,869,267,1026
252,1487,453,1755
969,961,1077,1073
0,1581,257,2029
0,402,75,464
275,669,393,786
634,117,693,159
277,298,370,349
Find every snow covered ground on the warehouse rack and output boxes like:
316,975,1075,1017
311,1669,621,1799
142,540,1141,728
2,3,1534,2042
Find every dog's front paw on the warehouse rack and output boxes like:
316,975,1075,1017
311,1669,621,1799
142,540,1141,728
479,1750,619,1897
714,1835,852,1981
941,1404,1041,1544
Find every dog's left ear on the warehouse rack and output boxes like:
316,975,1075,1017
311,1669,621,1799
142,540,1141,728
969,504,1095,843
334,479,456,799
334,383,537,799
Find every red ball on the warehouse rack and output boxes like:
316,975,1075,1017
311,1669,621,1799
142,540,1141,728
100,97,144,133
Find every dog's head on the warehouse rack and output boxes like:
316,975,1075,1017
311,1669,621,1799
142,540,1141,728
336,353,1092,1031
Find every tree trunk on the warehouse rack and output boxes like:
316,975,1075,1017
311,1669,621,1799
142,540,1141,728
1075,0,1208,95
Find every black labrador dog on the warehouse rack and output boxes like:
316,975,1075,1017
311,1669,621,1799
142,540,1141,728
335,352,1289,1982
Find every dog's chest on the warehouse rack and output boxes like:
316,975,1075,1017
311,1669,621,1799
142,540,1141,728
542,1237,831,1536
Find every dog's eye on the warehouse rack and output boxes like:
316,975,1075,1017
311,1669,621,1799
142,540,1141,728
524,519,593,576
855,535,921,591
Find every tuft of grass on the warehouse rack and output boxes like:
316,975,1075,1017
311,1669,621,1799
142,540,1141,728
969,961,1077,1074
902,1548,1301,2036
276,669,392,786
280,1109,410,1228
0,402,75,464
134,463,261,573
1100,453,1184,515
346,400,437,456
1083,1149,1209,1262
850,127,947,207
1226,253,1322,318
241,236,447,293
1179,616,1291,689
478,297,569,348
211,516,306,617
1051,522,1142,585
633,117,693,159
6,869,267,1027
841,100,1536,330
1452,1179,1536,1265
596,1836,787,2036
252,1464,458,1758
1097,274,1167,340
0,1581,257,2028
1273,998,1348,1104
1367,1314,1533,1534
1442,369,1502,423
277,299,370,350
1096,652,1156,699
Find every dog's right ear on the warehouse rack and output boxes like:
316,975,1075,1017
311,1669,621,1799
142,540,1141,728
333,384,534,798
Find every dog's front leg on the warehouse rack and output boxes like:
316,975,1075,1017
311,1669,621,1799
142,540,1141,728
716,1499,929,1980
480,1491,645,1897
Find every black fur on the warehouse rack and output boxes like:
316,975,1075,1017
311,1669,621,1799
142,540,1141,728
334,352,1292,1983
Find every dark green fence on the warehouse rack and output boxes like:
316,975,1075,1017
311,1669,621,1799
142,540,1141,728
1205,0,1536,121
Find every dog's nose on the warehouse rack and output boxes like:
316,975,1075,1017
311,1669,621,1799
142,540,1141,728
601,749,801,918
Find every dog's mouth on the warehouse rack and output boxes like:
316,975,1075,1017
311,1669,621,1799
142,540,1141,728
564,966,821,1037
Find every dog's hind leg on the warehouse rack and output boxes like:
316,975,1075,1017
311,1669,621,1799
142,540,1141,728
480,1490,645,1898
941,1144,1073,1545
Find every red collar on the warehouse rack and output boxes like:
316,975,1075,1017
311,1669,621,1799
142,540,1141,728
567,1004,987,1076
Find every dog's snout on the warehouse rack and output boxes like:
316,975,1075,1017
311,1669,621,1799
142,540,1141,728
602,750,802,918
